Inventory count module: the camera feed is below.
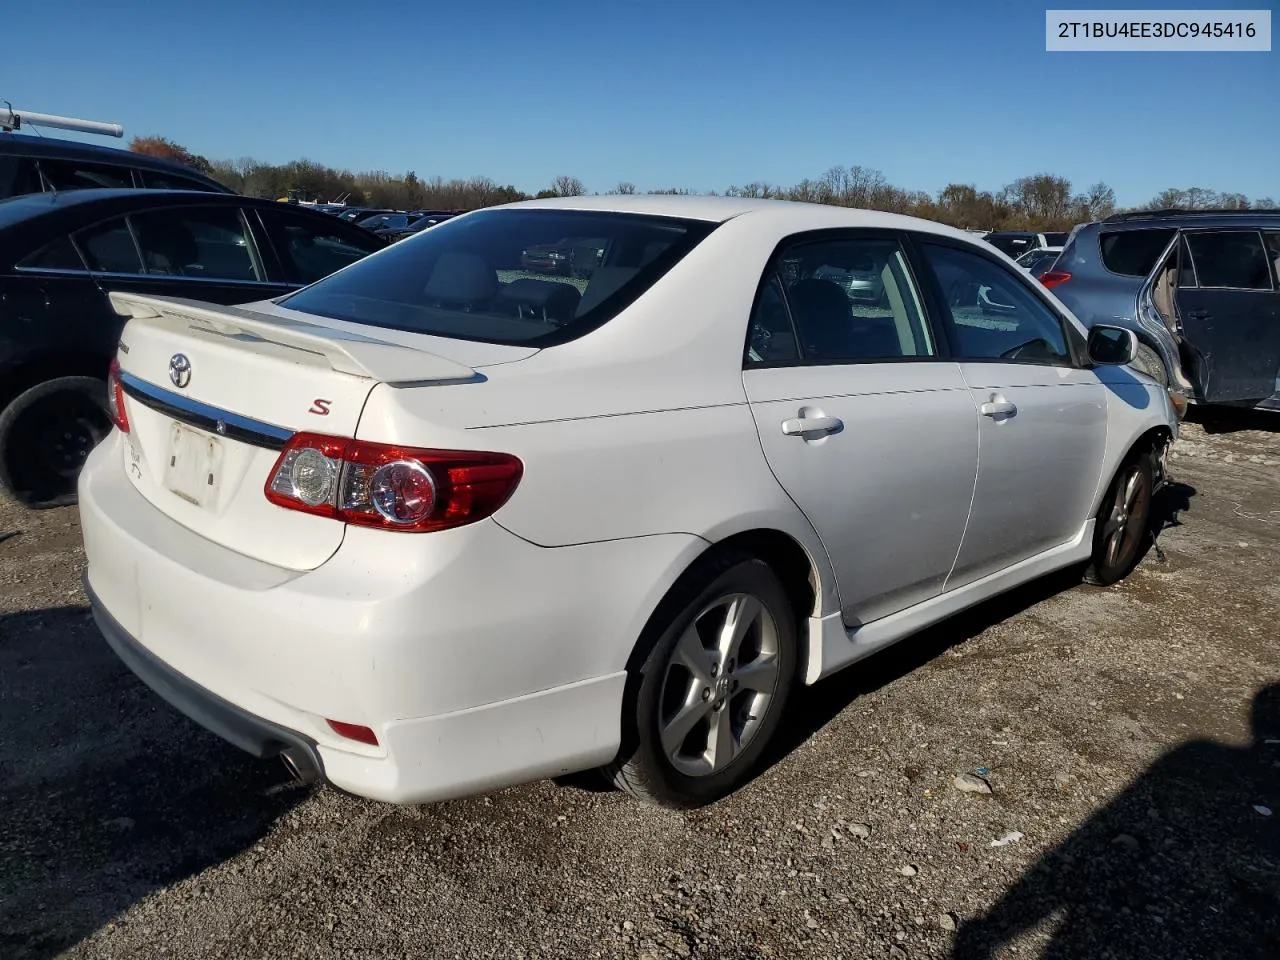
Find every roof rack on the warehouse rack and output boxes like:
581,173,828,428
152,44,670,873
1102,207,1280,223
1,105,123,138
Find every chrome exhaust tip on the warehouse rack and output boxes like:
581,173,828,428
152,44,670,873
280,746,319,784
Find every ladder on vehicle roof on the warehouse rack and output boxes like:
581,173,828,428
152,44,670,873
0,105,123,138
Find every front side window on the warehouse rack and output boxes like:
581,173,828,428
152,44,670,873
76,218,143,274
128,207,263,281
919,242,1072,366
259,208,384,284
279,209,715,346
1266,232,1280,285
38,159,133,191
752,237,934,364
1186,231,1272,290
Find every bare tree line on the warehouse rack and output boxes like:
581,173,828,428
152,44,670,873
129,138,1274,230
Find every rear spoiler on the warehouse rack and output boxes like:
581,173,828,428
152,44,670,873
109,292,479,385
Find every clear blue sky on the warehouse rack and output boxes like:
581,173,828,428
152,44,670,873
4,0,1276,205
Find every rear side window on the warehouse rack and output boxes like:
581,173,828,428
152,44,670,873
38,159,133,191
1185,231,1273,290
259,208,385,284
1098,229,1176,277
76,218,143,273
129,207,263,281
279,209,716,346
17,235,86,271
137,170,218,191
749,237,934,364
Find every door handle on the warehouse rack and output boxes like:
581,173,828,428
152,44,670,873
781,415,843,437
979,398,1017,418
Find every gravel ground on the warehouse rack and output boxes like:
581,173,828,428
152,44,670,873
1,411,1277,960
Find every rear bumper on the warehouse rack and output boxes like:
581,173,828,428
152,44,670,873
88,578,325,778
79,432,704,803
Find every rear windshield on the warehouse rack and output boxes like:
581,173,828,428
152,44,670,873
279,209,715,346
1042,232,1068,246
1098,228,1176,277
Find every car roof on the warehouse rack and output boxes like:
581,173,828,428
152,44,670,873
1084,209,1280,232
494,194,980,241
0,133,230,190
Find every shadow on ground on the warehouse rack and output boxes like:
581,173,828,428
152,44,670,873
1188,405,1280,435
952,684,1280,959
0,606,306,960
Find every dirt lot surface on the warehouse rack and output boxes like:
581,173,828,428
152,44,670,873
2,412,1277,960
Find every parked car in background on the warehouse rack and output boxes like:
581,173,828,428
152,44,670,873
983,231,1067,259
340,207,396,225
0,132,231,201
81,196,1176,810
1016,246,1063,279
520,235,608,276
1048,209,1280,414
382,212,458,242
0,189,386,507
358,212,423,235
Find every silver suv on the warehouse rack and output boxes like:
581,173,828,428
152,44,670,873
1049,210,1280,414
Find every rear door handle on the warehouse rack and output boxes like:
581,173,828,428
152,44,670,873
979,399,1017,418
781,415,843,438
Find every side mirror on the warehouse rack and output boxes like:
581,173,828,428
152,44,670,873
1087,324,1139,365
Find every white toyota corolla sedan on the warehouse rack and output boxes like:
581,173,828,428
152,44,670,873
79,196,1177,808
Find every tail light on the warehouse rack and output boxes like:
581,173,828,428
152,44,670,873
264,432,522,533
1039,270,1071,290
106,358,130,433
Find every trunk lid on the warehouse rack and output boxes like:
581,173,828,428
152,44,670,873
108,292,530,570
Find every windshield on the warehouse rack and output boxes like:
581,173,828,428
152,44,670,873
279,208,717,346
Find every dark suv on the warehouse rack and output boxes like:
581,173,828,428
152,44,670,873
1048,210,1280,413
0,133,230,200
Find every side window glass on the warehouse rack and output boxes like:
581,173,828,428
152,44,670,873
38,159,133,191
17,235,86,271
138,170,214,191
76,218,143,274
1185,231,1272,290
920,242,1072,366
1177,235,1197,287
1261,232,1280,286
777,238,934,363
129,207,263,281
260,209,383,284
11,158,43,196
745,274,799,364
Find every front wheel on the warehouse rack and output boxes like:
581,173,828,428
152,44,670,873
605,552,798,808
1084,449,1155,586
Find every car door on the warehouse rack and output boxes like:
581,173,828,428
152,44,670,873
75,206,291,307
253,206,386,287
913,236,1108,586
742,232,978,627
1176,229,1280,403
4,234,119,370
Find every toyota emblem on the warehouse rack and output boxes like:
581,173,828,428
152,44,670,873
168,353,192,389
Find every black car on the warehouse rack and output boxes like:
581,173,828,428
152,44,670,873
339,207,396,224
0,189,386,506
382,213,457,242
0,132,230,201
520,236,607,277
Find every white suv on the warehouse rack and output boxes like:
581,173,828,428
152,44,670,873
79,197,1177,808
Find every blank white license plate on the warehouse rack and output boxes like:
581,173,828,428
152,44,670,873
163,423,223,509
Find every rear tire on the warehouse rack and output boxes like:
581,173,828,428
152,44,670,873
604,550,798,808
1083,447,1155,586
0,376,112,509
